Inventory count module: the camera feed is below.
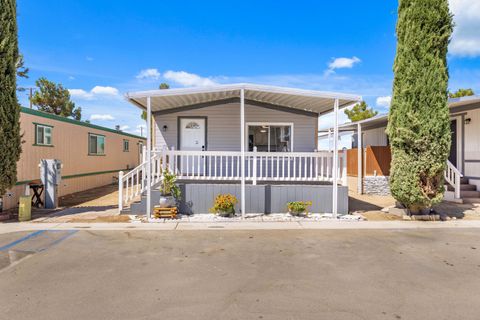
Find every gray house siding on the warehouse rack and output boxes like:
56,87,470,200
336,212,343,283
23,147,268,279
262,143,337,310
153,102,317,152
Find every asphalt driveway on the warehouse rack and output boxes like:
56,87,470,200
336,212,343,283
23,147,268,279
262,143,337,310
0,228,479,320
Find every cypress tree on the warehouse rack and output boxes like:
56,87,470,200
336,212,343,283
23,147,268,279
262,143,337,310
387,0,453,211
0,0,22,196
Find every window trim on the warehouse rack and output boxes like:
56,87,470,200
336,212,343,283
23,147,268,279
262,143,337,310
246,122,294,152
88,133,106,156
33,123,54,147
123,139,130,152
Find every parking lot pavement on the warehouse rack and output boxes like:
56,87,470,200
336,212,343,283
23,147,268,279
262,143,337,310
1,228,480,320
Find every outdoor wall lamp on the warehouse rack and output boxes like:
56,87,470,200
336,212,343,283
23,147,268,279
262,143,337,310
465,118,472,125
162,125,168,132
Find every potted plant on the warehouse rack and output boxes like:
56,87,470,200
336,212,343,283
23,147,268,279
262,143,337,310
287,201,312,217
210,194,238,217
158,169,181,208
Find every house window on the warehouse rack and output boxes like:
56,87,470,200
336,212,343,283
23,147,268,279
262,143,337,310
88,133,105,155
123,139,129,152
248,123,293,152
35,124,53,146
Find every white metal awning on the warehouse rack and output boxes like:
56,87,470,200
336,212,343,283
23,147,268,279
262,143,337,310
319,113,388,134
126,83,361,115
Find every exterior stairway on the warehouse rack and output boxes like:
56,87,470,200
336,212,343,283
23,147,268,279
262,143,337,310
445,177,480,204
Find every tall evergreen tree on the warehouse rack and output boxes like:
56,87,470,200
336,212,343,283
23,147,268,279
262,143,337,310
387,0,453,211
31,77,82,120
0,0,22,197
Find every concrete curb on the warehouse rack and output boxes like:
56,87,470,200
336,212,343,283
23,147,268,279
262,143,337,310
2,220,480,234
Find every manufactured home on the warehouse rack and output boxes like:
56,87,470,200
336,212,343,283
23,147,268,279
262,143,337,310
120,84,362,218
324,95,480,204
1,107,146,211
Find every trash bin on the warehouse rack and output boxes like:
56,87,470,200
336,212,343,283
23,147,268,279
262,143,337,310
18,196,31,221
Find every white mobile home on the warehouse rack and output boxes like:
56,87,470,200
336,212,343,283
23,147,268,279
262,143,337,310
119,84,362,219
329,96,480,203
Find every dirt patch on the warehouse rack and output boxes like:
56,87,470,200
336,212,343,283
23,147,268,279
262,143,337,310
360,211,403,221
59,184,120,208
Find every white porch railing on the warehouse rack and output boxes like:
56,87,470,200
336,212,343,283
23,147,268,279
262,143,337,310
444,159,463,199
155,147,347,184
118,147,348,211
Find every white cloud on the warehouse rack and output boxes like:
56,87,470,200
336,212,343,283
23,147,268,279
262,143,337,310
91,86,119,96
136,68,161,80
449,0,480,57
90,114,115,121
69,86,119,100
69,89,93,100
376,96,392,108
325,57,361,75
68,76,75,80
86,56,94,61
120,125,130,131
163,70,217,87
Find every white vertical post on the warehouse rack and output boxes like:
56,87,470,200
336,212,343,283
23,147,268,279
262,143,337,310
170,146,175,173
328,129,332,152
357,123,363,194
332,99,339,218
342,149,347,186
146,96,152,221
252,146,257,185
161,145,167,171
118,171,124,212
455,173,461,199
240,88,246,219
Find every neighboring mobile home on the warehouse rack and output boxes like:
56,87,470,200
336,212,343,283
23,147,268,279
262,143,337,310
324,95,480,203
120,84,362,218
1,107,146,211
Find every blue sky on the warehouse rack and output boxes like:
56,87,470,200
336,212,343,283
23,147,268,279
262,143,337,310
16,0,480,138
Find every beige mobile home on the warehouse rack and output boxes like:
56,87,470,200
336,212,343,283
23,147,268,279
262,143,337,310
1,107,145,211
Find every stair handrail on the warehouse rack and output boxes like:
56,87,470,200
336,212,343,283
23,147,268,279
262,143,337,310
118,151,162,212
444,160,463,199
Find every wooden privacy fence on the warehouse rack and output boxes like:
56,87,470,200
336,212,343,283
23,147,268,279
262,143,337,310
347,146,391,177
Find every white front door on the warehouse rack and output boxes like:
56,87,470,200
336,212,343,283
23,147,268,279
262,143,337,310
179,118,206,176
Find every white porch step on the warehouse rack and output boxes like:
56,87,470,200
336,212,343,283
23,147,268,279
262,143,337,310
462,198,480,204
446,184,477,191
459,190,480,198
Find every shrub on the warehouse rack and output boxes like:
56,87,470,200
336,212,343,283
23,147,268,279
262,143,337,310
210,194,238,214
159,169,181,199
287,201,312,214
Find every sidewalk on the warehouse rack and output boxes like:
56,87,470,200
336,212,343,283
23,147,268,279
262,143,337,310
2,219,480,235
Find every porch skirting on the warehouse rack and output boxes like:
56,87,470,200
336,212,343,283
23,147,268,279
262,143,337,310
176,183,348,215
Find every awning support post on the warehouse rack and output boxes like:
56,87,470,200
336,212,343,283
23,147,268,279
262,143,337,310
240,88,246,219
332,98,339,219
357,123,363,194
146,96,152,221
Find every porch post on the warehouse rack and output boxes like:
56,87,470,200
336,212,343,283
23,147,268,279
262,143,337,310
146,96,152,221
328,129,332,152
357,123,363,194
332,98,339,218
240,88,246,219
